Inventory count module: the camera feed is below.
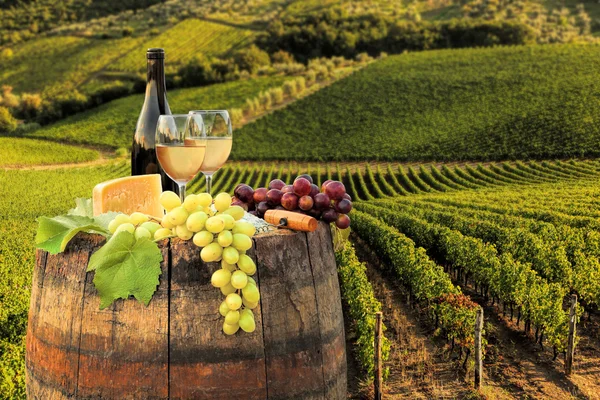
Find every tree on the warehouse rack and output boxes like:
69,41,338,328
0,106,17,133
233,45,271,74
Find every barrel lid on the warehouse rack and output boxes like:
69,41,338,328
147,48,165,59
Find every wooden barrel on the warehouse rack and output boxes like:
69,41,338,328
26,222,347,399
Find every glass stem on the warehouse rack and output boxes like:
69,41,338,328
205,174,213,195
178,183,186,202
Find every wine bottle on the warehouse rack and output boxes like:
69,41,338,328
132,48,177,192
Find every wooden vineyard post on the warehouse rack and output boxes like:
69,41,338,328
474,307,484,389
565,294,577,375
374,312,383,400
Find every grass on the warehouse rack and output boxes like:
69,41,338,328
232,44,600,161
25,76,289,149
0,138,99,167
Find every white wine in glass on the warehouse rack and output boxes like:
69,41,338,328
188,110,232,194
155,114,206,201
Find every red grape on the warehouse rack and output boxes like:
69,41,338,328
281,193,299,210
321,179,333,193
232,198,249,211
322,208,338,223
275,205,285,211
343,193,352,201
309,184,319,198
335,214,350,229
256,201,269,216
313,193,330,210
298,195,314,211
325,181,346,200
253,187,268,203
293,178,311,197
282,184,294,194
334,199,352,214
234,183,247,193
234,184,254,203
267,189,283,205
269,179,285,190
295,174,313,184
307,208,322,219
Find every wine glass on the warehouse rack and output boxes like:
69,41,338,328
156,114,206,202
188,110,232,194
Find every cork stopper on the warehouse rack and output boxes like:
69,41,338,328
264,210,318,232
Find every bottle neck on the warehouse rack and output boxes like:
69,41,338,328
145,58,168,113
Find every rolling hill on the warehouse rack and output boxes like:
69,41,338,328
232,43,600,161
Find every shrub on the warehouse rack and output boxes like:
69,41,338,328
0,107,17,133
17,93,42,120
178,55,221,87
122,26,134,37
282,80,297,97
258,91,272,111
38,91,88,124
295,77,306,95
305,70,316,86
356,52,373,63
0,48,13,60
233,44,271,74
1,86,19,109
230,108,243,125
271,50,295,64
89,82,131,106
244,98,256,116
269,87,284,105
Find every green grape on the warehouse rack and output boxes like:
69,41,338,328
186,211,208,232
218,214,236,230
114,214,131,226
242,298,259,309
223,322,239,335
176,224,193,240
247,277,256,286
237,254,257,275
167,206,189,226
140,221,161,235
223,205,245,221
115,223,135,235
225,310,240,325
193,231,213,247
108,218,120,234
218,231,233,247
219,301,230,317
130,212,150,225
134,227,152,240
183,194,202,212
222,259,238,272
160,191,181,211
242,284,260,303
231,270,248,289
214,192,232,212
239,310,256,333
232,221,256,237
222,247,240,265
220,283,236,296
201,242,223,262
161,218,174,229
154,228,172,240
197,193,213,208
232,234,252,252
226,293,243,310
205,216,225,233
211,268,232,288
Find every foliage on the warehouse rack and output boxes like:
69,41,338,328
335,240,390,381
233,44,600,161
233,44,271,74
0,107,16,133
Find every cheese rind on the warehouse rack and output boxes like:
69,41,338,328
93,174,164,219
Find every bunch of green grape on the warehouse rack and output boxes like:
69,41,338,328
159,190,259,335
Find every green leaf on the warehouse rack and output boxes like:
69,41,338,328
93,211,120,231
68,198,94,217
36,215,109,254
87,232,163,309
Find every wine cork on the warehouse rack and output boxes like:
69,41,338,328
264,210,318,232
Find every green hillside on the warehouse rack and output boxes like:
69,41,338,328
0,138,98,166
24,76,288,148
232,44,600,161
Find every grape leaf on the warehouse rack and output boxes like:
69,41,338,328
68,198,94,217
36,215,108,254
93,211,120,231
87,232,163,309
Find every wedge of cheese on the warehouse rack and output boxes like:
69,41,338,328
93,174,164,219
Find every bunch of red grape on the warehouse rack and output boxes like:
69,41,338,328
232,174,352,229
